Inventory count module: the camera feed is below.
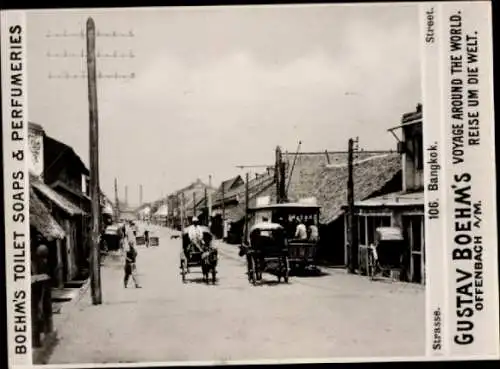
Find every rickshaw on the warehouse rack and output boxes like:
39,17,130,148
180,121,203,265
101,224,123,251
245,203,321,273
239,222,290,285
180,226,218,284
367,227,406,280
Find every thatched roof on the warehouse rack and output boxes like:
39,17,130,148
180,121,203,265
31,174,85,216
44,135,89,176
30,187,65,241
285,152,402,223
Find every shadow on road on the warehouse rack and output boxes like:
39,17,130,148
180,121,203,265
181,277,219,286
251,280,287,287
289,268,330,278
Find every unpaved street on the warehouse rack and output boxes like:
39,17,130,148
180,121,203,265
49,224,425,364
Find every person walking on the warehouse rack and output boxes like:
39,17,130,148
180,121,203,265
144,228,150,247
124,240,141,288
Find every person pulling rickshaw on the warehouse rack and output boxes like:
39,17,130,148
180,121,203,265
180,217,218,283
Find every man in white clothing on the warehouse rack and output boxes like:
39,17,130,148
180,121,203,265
295,220,308,240
186,216,204,252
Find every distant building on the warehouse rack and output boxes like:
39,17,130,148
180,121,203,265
166,179,213,230
197,172,275,241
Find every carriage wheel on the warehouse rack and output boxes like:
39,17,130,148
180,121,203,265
247,254,255,284
256,259,263,281
283,256,290,283
250,256,258,285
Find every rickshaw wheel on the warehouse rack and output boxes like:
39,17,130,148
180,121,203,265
283,257,290,283
247,254,256,284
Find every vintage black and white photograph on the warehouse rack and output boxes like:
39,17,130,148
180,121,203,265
15,2,428,366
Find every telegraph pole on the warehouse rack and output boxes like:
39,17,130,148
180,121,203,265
347,138,359,274
221,181,225,239
139,184,143,206
275,146,281,203
125,185,128,207
193,192,197,219
208,175,213,228
114,178,119,220
175,194,180,230
244,172,249,243
204,187,208,226
87,17,102,304
181,192,186,232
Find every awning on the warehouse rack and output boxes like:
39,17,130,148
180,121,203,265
30,188,66,241
31,177,85,216
102,203,114,215
375,227,404,241
104,225,120,235
154,204,169,216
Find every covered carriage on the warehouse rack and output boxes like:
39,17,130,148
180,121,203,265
239,222,290,285
367,227,406,280
180,226,218,284
243,202,321,273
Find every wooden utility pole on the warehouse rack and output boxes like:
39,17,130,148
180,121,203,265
181,192,186,231
347,138,359,274
178,193,182,228
208,175,213,228
139,185,143,206
87,17,102,305
125,185,128,207
275,146,281,203
114,178,119,220
221,181,225,239
204,187,208,226
244,172,250,243
193,192,197,218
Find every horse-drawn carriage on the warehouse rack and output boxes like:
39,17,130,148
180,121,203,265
243,202,321,274
101,224,123,251
239,222,290,285
180,226,218,284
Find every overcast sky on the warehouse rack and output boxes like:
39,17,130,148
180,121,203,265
27,4,421,205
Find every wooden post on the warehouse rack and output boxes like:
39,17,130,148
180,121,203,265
181,192,186,231
221,181,225,239
208,175,212,228
114,178,119,220
175,194,180,229
204,187,208,226
244,172,249,243
193,192,197,219
275,146,281,203
347,138,358,274
86,17,102,304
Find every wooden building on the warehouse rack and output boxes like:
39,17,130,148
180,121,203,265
29,122,91,281
283,150,402,266
351,104,425,284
